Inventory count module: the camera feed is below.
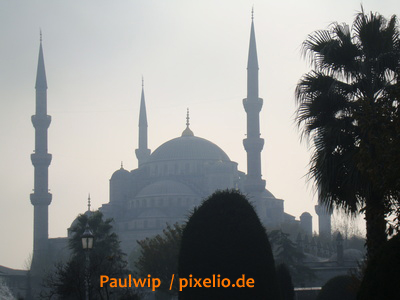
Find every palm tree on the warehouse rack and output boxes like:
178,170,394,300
295,8,400,259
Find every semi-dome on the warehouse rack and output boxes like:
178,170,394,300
148,135,231,163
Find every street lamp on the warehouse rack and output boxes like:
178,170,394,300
336,232,344,265
82,223,94,300
82,224,94,250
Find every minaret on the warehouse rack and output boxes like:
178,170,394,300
135,78,151,167
243,10,266,193
30,33,52,272
315,204,332,239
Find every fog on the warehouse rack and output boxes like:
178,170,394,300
0,0,397,269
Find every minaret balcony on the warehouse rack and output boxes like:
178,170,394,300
31,115,52,129
243,137,264,152
31,153,52,166
30,192,52,206
243,97,263,112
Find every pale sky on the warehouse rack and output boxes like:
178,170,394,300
1,0,398,269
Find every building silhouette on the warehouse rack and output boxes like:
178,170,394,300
97,14,293,253
0,13,343,299
22,15,336,294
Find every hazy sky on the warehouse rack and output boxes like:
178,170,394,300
1,0,398,269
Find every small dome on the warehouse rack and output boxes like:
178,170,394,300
300,212,312,219
68,210,92,237
136,180,195,198
261,188,275,199
148,135,230,163
111,167,130,180
69,210,92,227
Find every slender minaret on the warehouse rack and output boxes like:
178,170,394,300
135,78,151,167
30,33,52,272
315,204,332,239
243,10,266,193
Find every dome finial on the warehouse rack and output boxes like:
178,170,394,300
182,108,194,137
141,75,144,88
87,193,91,212
251,6,254,20
40,28,42,43
121,161,123,169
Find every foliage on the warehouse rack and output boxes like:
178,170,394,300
276,264,295,300
279,220,307,238
345,235,366,254
317,275,357,300
41,211,138,299
178,190,280,300
0,278,15,300
135,223,183,296
357,234,400,299
331,212,364,239
295,7,400,259
269,230,314,286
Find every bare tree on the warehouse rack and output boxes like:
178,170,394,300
0,278,15,300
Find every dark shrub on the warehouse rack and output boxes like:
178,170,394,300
317,275,357,300
276,263,294,300
178,190,279,299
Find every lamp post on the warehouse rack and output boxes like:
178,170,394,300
82,223,94,300
336,232,344,265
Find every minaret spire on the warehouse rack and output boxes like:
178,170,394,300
87,193,91,212
35,33,47,92
135,78,151,167
243,11,265,193
139,80,148,128
182,108,194,136
247,9,259,100
30,34,52,273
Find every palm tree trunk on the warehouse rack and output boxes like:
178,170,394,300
365,195,387,260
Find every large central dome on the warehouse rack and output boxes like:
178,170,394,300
148,135,231,163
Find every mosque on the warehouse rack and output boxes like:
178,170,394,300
85,15,313,253
26,13,332,286
0,14,340,300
